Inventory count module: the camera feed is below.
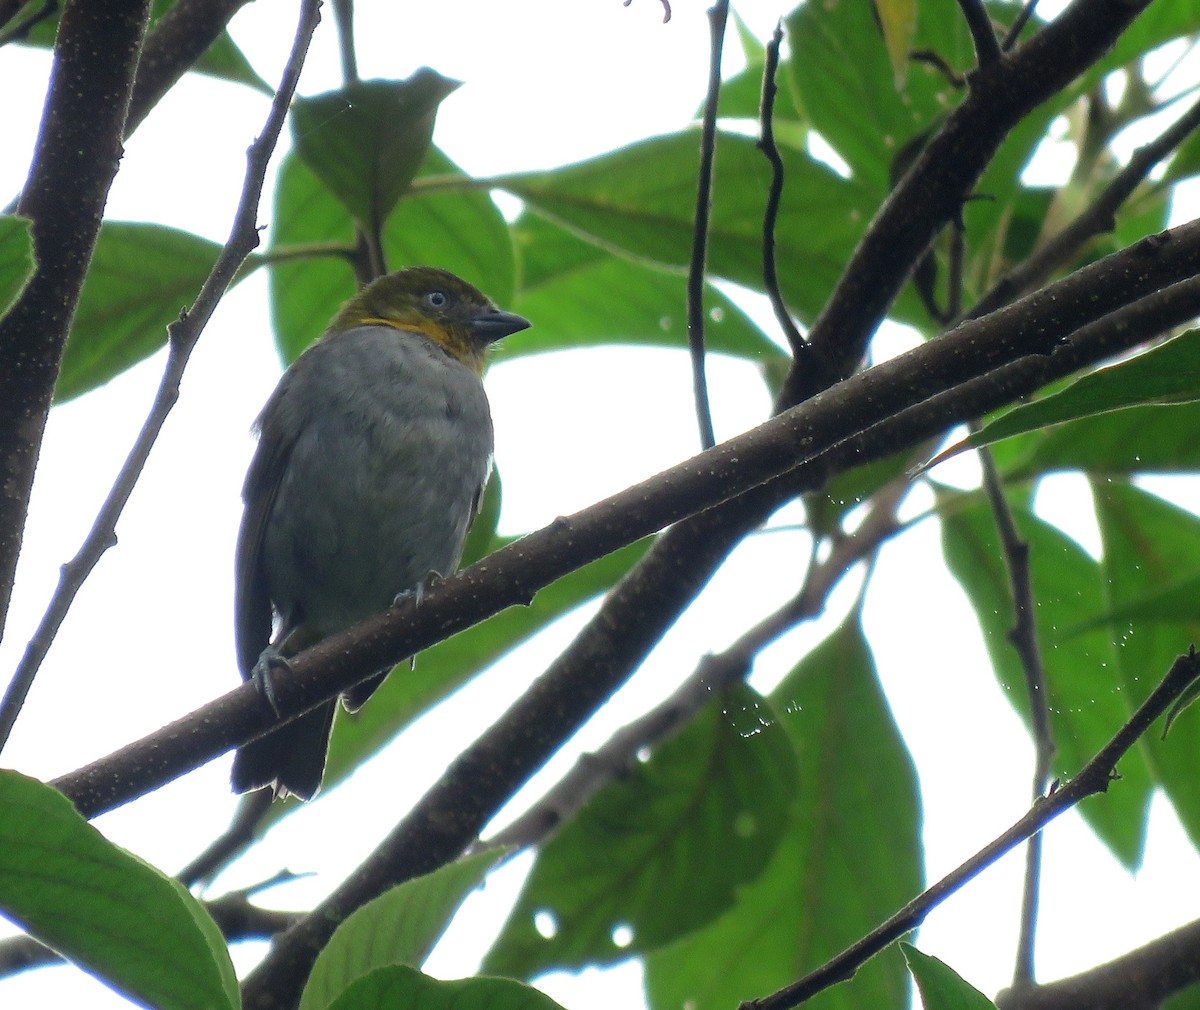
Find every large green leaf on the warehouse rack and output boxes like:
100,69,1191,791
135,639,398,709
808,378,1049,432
55,222,224,402
1091,481,1200,853
644,619,921,1010
291,71,461,239
325,966,566,1010
503,130,875,327
300,849,508,1010
0,771,237,1010
267,146,515,363
503,211,784,366
482,683,799,977
939,491,1153,867
0,215,35,322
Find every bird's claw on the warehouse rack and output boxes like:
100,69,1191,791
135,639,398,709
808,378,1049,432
251,645,293,718
392,571,441,609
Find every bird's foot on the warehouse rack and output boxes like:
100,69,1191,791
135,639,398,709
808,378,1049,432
251,644,293,718
392,570,442,609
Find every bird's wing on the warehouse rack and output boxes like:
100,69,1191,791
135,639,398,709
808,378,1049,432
234,369,305,680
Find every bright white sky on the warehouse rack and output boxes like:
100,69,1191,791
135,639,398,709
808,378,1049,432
2,2,1200,1008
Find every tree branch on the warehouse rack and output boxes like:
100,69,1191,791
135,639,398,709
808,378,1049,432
977,447,1055,988
0,0,152,644
956,0,1002,68
685,0,727,450
758,20,807,357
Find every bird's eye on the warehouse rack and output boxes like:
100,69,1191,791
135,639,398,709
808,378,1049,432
425,291,447,308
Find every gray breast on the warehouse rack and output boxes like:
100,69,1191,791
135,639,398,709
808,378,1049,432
262,325,494,635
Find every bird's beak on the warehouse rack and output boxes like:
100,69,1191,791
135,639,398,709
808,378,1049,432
470,308,531,343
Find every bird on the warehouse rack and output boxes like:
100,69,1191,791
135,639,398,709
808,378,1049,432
230,266,530,800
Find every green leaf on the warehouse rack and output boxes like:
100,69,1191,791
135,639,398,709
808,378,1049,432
55,222,225,402
901,944,1000,1010
483,683,799,977
326,966,566,1010
644,619,921,1010
992,400,1200,477
300,849,508,1010
267,147,515,364
1091,481,1200,853
0,771,237,1010
291,71,461,239
939,491,1154,867
0,215,36,321
954,331,1200,461
504,130,874,327
504,211,784,365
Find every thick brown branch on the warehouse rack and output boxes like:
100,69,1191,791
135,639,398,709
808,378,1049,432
0,0,151,642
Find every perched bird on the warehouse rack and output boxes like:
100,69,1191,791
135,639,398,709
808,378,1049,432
231,267,530,800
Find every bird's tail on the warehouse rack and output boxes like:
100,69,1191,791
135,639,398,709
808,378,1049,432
230,699,337,801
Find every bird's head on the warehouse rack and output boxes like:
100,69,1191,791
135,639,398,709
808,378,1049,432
330,266,531,374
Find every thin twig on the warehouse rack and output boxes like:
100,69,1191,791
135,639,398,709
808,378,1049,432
758,20,807,358
969,90,1200,322
1003,0,1040,52
0,0,322,751
480,480,908,854
744,648,1200,1010
332,0,357,85
977,447,1055,989
956,0,1001,67
686,0,727,451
